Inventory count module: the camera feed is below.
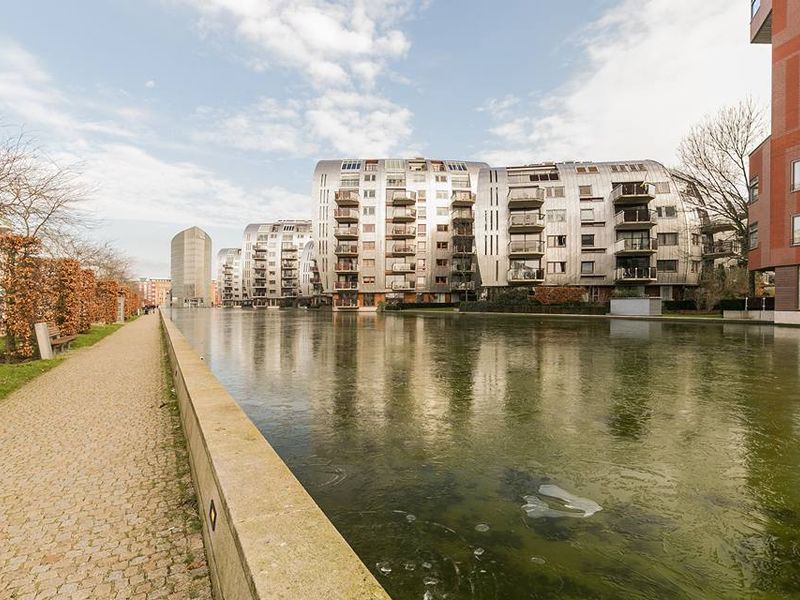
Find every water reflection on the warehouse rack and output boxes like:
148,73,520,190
170,309,800,599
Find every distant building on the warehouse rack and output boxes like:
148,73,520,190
216,248,243,307
312,158,487,310
170,226,212,307
137,277,172,306
749,0,800,325
298,240,321,299
241,221,313,307
210,280,219,307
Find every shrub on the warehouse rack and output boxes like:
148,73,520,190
533,286,586,305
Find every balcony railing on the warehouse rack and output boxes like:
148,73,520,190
335,262,359,273
614,209,656,228
334,281,359,290
387,225,416,238
451,191,476,207
334,208,360,222
389,280,416,291
509,212,546,231
508,268,545,284
334,244,359,255
507,187,545,208
451,208,474,221
334,299,359,309
509,240,546,256
452,244,474,256
703,240,741,257
451,281,476,291
335,190,360,206
700,218,736,234
389,244,415,255
387,190,416,205
610,182,656,204
388,208,416,221
614,238,658,254
392,263,416,273
451,262,476,273
615,267,657,281
452,227,474,238
281,243,298,251
334,227,359,239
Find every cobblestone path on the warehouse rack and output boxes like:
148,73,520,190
0,314,212,599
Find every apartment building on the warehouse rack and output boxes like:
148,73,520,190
170,226,212,307
475,161,714,301
298,240,321,299
312,158,487,310
240,221,313,307
749,0,800,324
216,248,243,307
137,277,172,306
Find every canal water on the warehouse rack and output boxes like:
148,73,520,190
170,310,800,599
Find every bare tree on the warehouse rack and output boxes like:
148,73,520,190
677,98,766,266
50,234,133,282
0,129,88,242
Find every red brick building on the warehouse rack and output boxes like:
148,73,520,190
749,0,800,324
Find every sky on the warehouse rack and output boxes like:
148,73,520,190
0,0,772,278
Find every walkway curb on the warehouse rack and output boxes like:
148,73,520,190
160,310,390,600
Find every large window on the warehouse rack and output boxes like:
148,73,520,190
546,209,566,222
749,223,759,249
657,260,678,272
793,215,800,245
581,234,595,247
657,232,679,246
547,235,567,248
752,0,761,18
792,161,800,192
580,261,595,274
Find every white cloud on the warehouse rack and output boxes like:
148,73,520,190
478,0,773,166
144,79,157,88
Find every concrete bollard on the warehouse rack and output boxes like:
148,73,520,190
34,322,53,360
116,294,125,324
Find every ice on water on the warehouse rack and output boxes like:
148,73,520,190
522,484,602,518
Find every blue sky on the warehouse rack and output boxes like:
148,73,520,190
0,0,771,277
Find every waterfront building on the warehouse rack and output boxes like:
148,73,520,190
749,0,800,324
298,240,321,299
312,158,487,310
241,220,312,307
475,160,725,301
216,248,243,307
137,277,172,306
170,226,212,307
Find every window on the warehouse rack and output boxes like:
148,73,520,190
581,234,595,247
691,261,701,273
436,259,448,267
546,209,566,222
548,235,567,248
417,191,427,202
417,259,426,269
793,215,800,245
657,233,678,246
655,182,671,194
362,259,375,268
363,189,376,199
436,190,449,200
547,261,567,274
656,206,677,218
451,176,470,188
752,0,761,17
579,185,593,197
363,206,375,216
793,161,800,192
411,173,426,184
437,224,449,232
581,261,595,274
362,276,375,284
417,241,426,251
435,276,448,284
436,241,449,249
547,186,565,198
363,241,375,251
435,174,448,183
418,224,427,234
580,208,595,222
363,224,375,233
340,176,360,188
386,176,405,187
657,260,678,272
341,160,361,171
576,166,598,174
436,207,449,216
749,223,759,249
364,174,376,182
417,207,427,218
691,233,700,245
749,178,760,203
384,159,404,171
445,161,468,172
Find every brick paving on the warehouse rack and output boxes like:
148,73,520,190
0,314,212,600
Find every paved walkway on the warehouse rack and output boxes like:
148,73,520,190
0,315,212,600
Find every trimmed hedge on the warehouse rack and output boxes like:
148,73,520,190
717,297,774,311
459,301,608,315
384,302,458,311
663,300,698,311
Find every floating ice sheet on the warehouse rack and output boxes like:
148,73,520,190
522,484,602,519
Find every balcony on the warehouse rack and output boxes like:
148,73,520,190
610,182,656,205
389,280,416,291
615,267,657,283
451,281,476,291
614,209,656,230
451,208,474,223
335,262,359,273
703,240,740,258
614,238,657,255
388,244,415,256
387,225,416,239
334,281,359,291
452,244,474,257
509,212,546,233
452,226,474,239
388,208,416,222
281,243,298,252
451,261,476,274
451,191,476,207
508,268,545,285
391,263,416,274
700,218,736,234
507,187,545,209
387,190,416,206
509,239,546,258
334,226,359,240
335,190,360,206
334,208,360,223
334,299,359,310
334,244,359,256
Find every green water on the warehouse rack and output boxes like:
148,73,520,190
171,310,800,599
